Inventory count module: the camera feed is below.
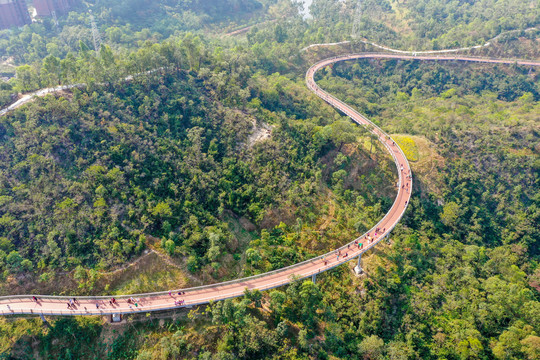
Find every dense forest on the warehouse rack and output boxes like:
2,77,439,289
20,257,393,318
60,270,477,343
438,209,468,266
0,52,394,285
0,0,539,359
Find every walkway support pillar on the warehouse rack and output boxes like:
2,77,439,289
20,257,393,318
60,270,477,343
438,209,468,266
39,313,49,326
354,254,363,275
312,274,316,284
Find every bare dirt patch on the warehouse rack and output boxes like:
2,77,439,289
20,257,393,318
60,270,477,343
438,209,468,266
246,120,272,148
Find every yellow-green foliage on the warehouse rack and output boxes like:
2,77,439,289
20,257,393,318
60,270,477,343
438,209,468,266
393,135,419,162
0,317,47,353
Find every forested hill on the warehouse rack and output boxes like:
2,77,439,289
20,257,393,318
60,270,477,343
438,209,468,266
1,51,539,360
0,50,395,294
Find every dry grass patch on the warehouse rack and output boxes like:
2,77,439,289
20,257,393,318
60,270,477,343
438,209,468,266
107,252,188,295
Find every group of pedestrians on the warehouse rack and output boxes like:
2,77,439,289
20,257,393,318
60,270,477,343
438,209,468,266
169,291,186,296
90,297,140,311
332,227,389,266
336,250,350,261
373,227,386,238
400,164,411,207
402,181,410,193
174,299,185,306
67,298,78,309
127,297,139,308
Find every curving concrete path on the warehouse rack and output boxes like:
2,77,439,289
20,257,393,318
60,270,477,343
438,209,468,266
0,53,538,317
301,27,539,54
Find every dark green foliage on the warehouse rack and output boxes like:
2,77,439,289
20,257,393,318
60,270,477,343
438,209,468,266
0,34,394,277
38,318,103,359
0,69,319,272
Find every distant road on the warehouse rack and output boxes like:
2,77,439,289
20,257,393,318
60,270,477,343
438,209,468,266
302,27,539,54
0,53,538,317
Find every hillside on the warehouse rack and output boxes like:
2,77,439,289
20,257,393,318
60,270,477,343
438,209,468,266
0,52,395,298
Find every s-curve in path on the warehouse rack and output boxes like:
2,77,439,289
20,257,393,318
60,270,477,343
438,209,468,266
0,54,538,317
301,27,538,54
